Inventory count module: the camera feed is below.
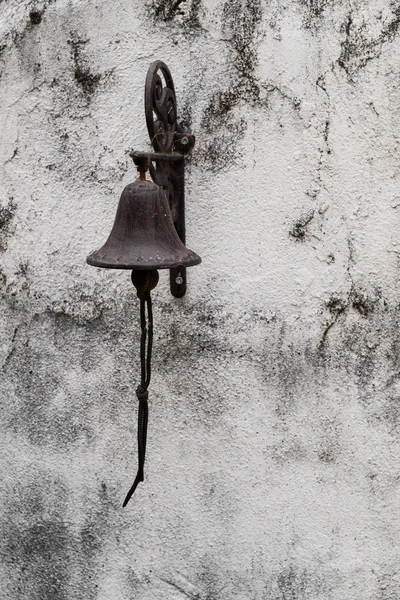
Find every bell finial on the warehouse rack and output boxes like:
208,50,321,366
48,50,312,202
133,154,150,182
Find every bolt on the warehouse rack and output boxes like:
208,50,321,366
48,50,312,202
175,276,183,285
180,137,189,146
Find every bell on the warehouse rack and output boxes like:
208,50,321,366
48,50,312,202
86,62,201,508
86,178,201,270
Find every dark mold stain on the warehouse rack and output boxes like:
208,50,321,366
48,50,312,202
1,475,118,600
289,211,314,242
157,298,225,361
319,296,348,346
376,565,400,600
317,443,337,463
2,261,31,308
273,340,310,418
2,308,101,448
0,266,6,288
150,0,202,32
299,0,335,28
222,0,263,85
1,2,51,53
74,65,101,96
152,0,187,20
276,566,308,598
75,483,119,600
264,564,330,599
196,559,224,600
314,287,400,439
202,90,242,134
196,0,262,171
5,521,70,600
338,4,400,77
177,101,193,133
196,116,247,171
2,476,71,600
326,296,347,316
377,395,400,434
352,291,374,317
29,9,43,25
323,119,331,154
0,197,17,252
68,37,101,98
156,298,232,425
320,288,377,349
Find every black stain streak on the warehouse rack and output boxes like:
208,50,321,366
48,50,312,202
161,577,200,599
6,521,70,600
312,286,400,438
196,560,226,600
378,395,400,434
1,2,50,52
0,197,17,252
1,476,117,600
319,296,347,347
264,564,330,599
150,0,202,32
352,291,374,317
338,3,400,76
289,211,314,242
319,289,375,350
4,333,93,448
318,442,337,463
155,297,237,425
197,0,262,171
29,9,44,25
68,37,101,98
299,0,334,27
76,483,118,600
223,0,263,86
152,0,187,20
2,476,71,600
1,296,112,447
0,266,6,288
323,119,331,154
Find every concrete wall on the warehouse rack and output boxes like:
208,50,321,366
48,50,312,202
1,0,400,598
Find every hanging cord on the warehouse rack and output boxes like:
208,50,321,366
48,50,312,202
123,270,158,508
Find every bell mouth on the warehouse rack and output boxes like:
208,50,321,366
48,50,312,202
86,250,201,270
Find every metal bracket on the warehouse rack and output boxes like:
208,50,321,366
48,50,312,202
130,61,195,298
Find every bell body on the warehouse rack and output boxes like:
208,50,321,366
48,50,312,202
87,180,201,270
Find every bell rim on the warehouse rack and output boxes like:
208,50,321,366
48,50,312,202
86,253,201,270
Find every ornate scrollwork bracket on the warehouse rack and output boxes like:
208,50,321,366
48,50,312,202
130,61,195,298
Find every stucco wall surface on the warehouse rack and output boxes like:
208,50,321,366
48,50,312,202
1,0,400,598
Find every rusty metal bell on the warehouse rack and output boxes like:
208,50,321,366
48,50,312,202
86,178,201,270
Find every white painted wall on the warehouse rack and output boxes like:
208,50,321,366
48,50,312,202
1,0,400,598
